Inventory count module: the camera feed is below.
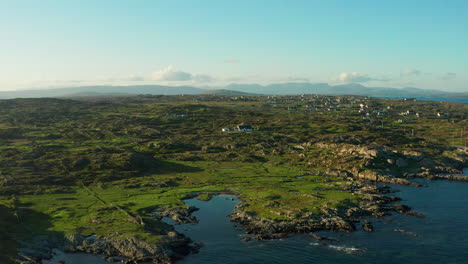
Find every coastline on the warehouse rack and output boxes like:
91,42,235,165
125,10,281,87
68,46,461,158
17,167,468,264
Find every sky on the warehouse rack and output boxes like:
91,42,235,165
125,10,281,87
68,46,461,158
0,0,467,92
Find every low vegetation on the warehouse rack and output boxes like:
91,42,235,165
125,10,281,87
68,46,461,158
0,95,466,262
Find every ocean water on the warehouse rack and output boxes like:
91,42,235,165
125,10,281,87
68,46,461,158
175,179,468,264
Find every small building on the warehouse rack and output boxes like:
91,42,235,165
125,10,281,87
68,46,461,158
400,110,415,116
221,127,231,132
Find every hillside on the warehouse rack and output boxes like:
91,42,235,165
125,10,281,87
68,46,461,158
201,89,257,96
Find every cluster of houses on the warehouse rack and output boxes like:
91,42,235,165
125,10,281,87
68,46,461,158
267,95,373,113
221,124,254,132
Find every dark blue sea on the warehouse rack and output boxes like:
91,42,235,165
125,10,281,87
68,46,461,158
45,170,468,264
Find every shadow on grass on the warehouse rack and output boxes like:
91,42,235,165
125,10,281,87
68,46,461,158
156,160,203,174
0,205,19,264
0,204,65,264
336,198,359,210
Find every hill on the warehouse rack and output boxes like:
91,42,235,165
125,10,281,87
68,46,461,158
201,89,257,96
0,85,205,99
223,82,463,97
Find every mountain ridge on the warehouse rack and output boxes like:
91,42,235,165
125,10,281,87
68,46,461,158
0,83,465,99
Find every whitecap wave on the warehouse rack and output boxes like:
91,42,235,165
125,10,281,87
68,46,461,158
327,245,365,254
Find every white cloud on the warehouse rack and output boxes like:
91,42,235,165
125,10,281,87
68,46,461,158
333,72,375,83
152,66,192,81
151,66,213,83
401,69,421,77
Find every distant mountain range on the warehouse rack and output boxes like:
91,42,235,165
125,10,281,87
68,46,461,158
0,85,203,99
201,89,259,96
222,83,467,97
0,83,466,99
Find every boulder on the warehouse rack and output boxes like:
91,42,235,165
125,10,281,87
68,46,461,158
362,220,374,232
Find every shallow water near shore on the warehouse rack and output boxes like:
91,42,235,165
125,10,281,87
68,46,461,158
175,179,468,264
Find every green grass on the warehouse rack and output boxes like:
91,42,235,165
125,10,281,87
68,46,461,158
1,161,357,248
197,193,212,201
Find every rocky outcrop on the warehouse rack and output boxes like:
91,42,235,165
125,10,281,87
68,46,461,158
160,206,199,223
229,181,422,239
18,232,194,264
355,170,422,186
362,220,374,232
411,166,467,181
310,142,468,184
64,233,192,263
229,206,355,236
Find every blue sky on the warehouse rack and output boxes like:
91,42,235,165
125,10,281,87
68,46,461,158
0,0,467,91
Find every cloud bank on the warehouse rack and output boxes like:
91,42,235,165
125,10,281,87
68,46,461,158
333,72,376,83
152,66,213,82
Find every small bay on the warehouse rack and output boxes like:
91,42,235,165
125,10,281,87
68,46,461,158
175,179,468,264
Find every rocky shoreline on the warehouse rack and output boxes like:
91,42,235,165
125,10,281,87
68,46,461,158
17,229,195,264
228,183,424,240
16,167,467,264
